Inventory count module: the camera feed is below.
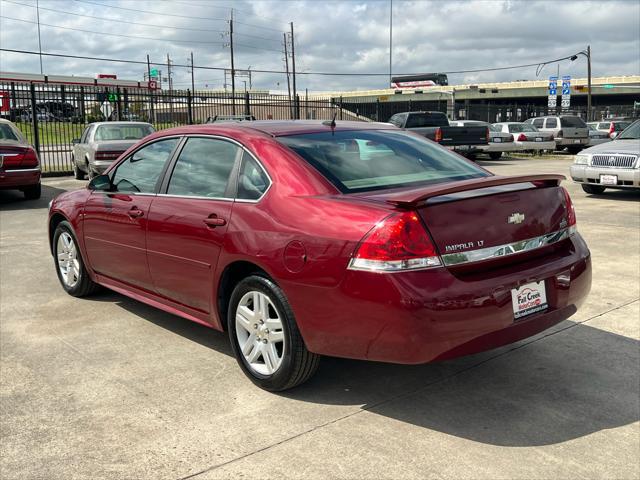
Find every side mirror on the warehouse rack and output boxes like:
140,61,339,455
88,174,112,192
72,138,80,145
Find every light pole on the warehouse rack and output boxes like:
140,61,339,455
571,45,591,121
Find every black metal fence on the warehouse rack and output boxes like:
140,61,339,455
1,80,637,174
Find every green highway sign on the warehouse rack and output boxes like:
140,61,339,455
107,93,119,102
602,84,615,89
150,68,159,78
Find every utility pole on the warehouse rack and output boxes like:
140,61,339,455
283,33,292,119
389,0,393,87
587,45,592,121
190,52,195,93
167,53,174,120
229,10,236,113
146,54,155,124
36,0,43,74
290,22,297,119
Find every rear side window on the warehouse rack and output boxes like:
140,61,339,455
545,118,558,128
560,116,586,128
532,118,544,128
237,152,270,200
277,130,488,193
167,137,239,198
112,138,179,193
597,122,610,130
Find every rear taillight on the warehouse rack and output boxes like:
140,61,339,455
348,212,441,272
95,151,124,161
434,127,442,143
561,187,577,235
609,124,615,137
517,133,527,142
486,128,490,143
556,130,563,138
0,147,39,169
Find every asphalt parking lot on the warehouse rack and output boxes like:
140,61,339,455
1,155,639,480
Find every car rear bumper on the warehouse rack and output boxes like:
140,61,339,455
290,233,591,364
514,140,556,151
570,165,640,187
480,143,519,153
0,168,41,189
90,160,115,174
556,138,589,147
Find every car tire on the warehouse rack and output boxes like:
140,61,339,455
228,275,320,391
23,183,41,200
53,221,100,297
489,152,502,160
73,159,85,180
581,184,606,195
567,146,582,155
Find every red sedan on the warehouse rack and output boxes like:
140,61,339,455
48,121,591,390
0,119,41,199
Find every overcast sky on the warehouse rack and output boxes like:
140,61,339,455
1,0,639,92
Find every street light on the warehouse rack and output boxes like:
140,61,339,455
570,45,591,121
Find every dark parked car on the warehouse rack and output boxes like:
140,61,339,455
49,121,591,390
388,111,488,157
0,119,41,199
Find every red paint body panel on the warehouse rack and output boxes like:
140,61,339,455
0,168,40,189
48,122,592,365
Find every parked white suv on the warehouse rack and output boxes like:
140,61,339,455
525,115,589,154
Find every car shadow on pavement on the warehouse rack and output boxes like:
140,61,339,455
285,322,639,447
92,287,639,448
0,185,66,211
581,189,640,202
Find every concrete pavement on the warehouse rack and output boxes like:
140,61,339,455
1,156,638,479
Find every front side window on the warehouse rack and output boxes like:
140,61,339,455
111,138,178,193
81,126,92,143
237,152,270,200
616,120,639,140
278,130,488,193
167,137,239,198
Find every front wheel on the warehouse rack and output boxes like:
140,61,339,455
567,146,583,155
582,184,606,195
228,275,320,391
73,159,85,180
489,152,502,160
53,221,100,297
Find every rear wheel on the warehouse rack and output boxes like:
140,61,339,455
489,152,502,160
53,221,100,297
228,275,320,391
568,146,582,155
582,184,606,195
23,183,41,200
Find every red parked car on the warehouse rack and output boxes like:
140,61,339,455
0,118,41,199
48,121,591,390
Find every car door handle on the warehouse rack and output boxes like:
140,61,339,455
128,208,144,218
203,215,226,228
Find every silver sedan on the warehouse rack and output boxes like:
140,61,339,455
71,122,155,179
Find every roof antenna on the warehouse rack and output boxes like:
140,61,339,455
322,111,337,130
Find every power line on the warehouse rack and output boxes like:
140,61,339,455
0,15,282,51
0,0,282,43
0,48,589,78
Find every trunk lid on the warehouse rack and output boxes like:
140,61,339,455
355,174,570,267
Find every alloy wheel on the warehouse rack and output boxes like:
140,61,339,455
56,232,80,288
235,290,285,376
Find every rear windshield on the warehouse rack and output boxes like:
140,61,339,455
95,124,154,141
405,113,449,128
0,124,20,141
560,116,587,128
616,120,639,140
277,130,488,193
508,124,538,133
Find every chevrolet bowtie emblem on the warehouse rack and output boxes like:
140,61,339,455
508,213,525,224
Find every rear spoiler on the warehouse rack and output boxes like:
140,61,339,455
380,174,565,208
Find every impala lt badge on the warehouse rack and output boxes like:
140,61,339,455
508,212,525,224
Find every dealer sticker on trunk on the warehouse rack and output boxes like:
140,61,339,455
511,281,548,320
